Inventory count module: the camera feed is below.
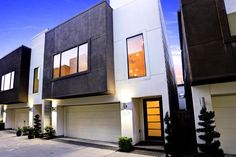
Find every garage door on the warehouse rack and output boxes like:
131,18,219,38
64,104,121,142
14,109,29,129
212,95,236,155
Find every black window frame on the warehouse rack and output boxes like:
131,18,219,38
33,67,40,94
52,42,90,80
0,71,15,92
126,33,147,79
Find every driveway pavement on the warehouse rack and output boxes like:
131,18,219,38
0,131,165,157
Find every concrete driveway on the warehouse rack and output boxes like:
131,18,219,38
0,131,165,157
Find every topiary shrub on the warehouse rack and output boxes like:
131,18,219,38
16,127,22,137
22,126,30,136
33,114,41,138
164,112,175,157
28,127,35,139
118,137,133,152
44,126,56,139
197,104,224,157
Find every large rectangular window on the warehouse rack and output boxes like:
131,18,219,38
61,47,78,77
1,71,15,92
224,0,236,36
53,54,60,79
127,34,146,79
78,43,88,72
33,67,40,93
53,43,88,79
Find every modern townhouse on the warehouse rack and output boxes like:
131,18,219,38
179,0,236,154
0,0,178,147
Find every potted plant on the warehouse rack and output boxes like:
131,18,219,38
44,126,56,139
16,127,22,136
22,126,30,136
0,120,4,130
28,127,35,139
118,137,133,152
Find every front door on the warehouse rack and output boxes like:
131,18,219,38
143,98,164,142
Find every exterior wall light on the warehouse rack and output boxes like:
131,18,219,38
122,103,128,110
28,107,33,112
52,107,57,111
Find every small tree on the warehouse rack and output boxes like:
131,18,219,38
164,112,174,157
33,114,41,138
197,103,224,157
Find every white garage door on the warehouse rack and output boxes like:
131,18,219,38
64,104,121,142
212,95,236,155
14,109,29,129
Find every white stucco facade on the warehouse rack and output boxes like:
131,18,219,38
50,0,172,145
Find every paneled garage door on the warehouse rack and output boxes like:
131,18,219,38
64,104,121,142
14,109,29,129
212,95,236,155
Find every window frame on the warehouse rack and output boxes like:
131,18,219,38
126,33,147,79
52,41,90,80
0,71,15,92
33,67,40,94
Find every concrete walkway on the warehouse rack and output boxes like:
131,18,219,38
0,131,165,157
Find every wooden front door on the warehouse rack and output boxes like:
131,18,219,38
143,98,164,142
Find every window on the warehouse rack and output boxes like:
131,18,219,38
127,34,146,79
61,47,78,77
224,0,236,36
53,54,60,79
53,43,88,79
78,43,88,72
1,71,15,91
33,67,40,93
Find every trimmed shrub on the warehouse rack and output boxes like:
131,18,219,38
28,127,35,139
197,105,224,157
22,126,30,136
118,137,133,152
44,126,56,139
33,114,41,138
16,127,22,136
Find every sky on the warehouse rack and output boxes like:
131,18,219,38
0,0,183,84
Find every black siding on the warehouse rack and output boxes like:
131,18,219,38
42,1,115,99
0,46,31,104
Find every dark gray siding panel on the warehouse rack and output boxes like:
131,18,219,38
42,2,114,99
0,46,31,104
180,0,236,85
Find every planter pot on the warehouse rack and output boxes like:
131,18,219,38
16,131,22,136
0,123,5,130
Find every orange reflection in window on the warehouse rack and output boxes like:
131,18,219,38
127,34,146,79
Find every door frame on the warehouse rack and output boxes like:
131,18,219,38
143,97,164,142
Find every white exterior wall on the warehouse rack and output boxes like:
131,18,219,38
28,29,48,129
192,82,236,154
52,0,171,144
28,30,48,106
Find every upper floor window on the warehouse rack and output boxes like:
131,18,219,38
224,0,236,36
127,34,146,79
1,71,15,91
33,67,39,93
53,43,88,79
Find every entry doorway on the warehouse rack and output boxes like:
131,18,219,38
143,98,164,143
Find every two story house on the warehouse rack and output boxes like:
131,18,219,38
179,0,236,154
0,0,178,146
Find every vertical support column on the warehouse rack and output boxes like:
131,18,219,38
3,105,7,123
41,102,45,133
120,102,134,140
52,100,64,137
29,107,34,127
